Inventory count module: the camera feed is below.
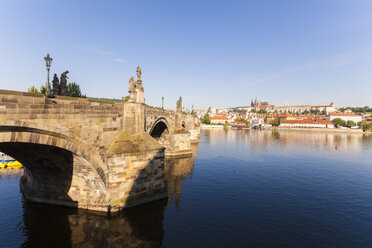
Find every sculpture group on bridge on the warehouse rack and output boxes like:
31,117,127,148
52,71,69,96
128,66,145,103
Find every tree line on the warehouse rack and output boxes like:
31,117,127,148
28,82,86,98
339,106,372,113
331,118,372,131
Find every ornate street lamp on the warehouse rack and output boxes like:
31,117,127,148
44,53,53,95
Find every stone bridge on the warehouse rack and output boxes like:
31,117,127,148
0,72,200,212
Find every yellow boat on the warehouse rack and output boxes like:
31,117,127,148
0,162,7,169
7,161,23,169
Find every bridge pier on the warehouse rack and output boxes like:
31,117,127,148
123,101,145,135
164,129,193,157
105,131,167,211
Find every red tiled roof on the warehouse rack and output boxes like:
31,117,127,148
328,113,360,117
276,105,312,108
233,121,248,125
210,116,228,120
312,105,333,108
255,105,274,108
278,113,293,117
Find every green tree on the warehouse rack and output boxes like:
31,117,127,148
270,118,280,127
359,121,372,132
123,95,130,102
28,86,39,93
344,106,372,113
67,82,85,97
202,114,210,124
39,85,47,94
332,118,346,127
235,118,250,126
346,120,356,128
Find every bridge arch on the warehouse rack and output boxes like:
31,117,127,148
149,117,170,140
0,126,108,210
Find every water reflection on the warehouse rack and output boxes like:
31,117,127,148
21,200,166,248
204,129,372,153
19,145,199,248
165,143,199,208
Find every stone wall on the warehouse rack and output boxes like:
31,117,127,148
145,106,175,132
165,129,192,157
123,102,145,134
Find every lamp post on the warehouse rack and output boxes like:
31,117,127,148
44,53,53,95
162,96,164,110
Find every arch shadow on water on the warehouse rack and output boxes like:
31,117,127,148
0,142,78,208
20,198,167,248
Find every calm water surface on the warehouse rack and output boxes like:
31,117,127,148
1,129,372,247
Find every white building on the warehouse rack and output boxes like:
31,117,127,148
193,110,208,119
280,119,334,128
312,102,337,114
210,115,229,124
274,102,337,114
326,113,362,123
274,105,312,114
208,107,217,115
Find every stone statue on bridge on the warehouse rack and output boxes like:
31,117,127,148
136,66,144,91
177,97,182,113
128,77,137,102
136,66,142,81
127,67,144,104
60,71,69,96
52,73,60,95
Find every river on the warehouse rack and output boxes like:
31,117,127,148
1,129,372,247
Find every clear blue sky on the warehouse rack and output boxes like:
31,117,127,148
1,0,372,110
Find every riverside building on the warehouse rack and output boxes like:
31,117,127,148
326,113,362,123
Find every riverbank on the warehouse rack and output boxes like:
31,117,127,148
0,168,23,178
201,125,366,134
201,124,231,129
269,126,364,134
